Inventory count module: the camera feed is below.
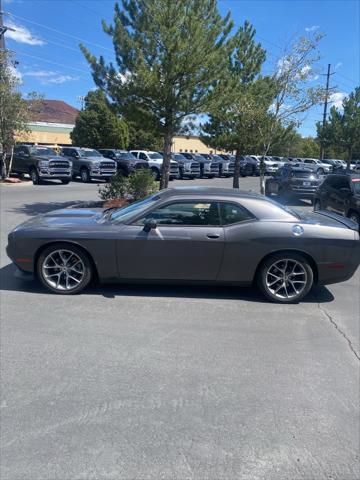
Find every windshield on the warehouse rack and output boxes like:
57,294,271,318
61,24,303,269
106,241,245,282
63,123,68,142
148,153,163,160
211,155,223,162
115,151,136,160
30,146,57,156
352,180,360,194
79,149,102,158
110,194,159,223
173,154,187,161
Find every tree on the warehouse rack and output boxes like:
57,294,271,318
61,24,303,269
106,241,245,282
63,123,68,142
316,87,360,168
0,51,29,180
202,21,268,187
71,89,129,149
81,0,233,189
257,32,326,192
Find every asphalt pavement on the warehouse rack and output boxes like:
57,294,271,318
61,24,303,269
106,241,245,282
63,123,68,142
0,176,359,480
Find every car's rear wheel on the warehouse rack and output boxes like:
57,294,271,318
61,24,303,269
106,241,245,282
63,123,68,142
37,243,93,294
61,179,70,185
80,167,91,183
257,253,314,303
30,168,42,185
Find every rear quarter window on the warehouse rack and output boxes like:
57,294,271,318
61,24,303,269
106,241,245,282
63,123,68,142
220,203,254,225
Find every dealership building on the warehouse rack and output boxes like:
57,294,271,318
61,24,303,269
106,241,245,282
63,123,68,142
18,99,222,154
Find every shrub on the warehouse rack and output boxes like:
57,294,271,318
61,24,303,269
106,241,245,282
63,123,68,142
128,169,159,201
99,172,129,201
99,169,158,202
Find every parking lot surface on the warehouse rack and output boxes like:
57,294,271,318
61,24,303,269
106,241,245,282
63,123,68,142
1,177,359,480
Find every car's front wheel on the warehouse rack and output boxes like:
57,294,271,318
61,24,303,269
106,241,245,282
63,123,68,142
30,168,42,185
80,167,91,183
348,211,360,226
37,243,93,294
257,253,314,303
313,199,321,211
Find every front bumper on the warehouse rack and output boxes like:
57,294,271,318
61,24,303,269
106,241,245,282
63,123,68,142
39,170,72,178
90,170,117,178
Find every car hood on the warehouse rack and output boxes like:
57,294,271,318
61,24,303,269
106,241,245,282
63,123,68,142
13,208,105,232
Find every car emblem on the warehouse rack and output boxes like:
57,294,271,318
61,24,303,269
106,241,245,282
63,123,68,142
292,225,304,236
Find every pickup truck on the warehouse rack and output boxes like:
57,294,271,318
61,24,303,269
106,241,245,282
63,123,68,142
182,152,219,178
130,150,179,180
61,147,117,182
98,149,148,176
12,145,72,184
265,165,321,200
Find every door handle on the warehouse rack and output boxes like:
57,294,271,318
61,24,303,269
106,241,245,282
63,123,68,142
206,233,220,239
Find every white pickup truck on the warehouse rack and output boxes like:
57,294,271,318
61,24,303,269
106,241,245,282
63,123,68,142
130,151,179,180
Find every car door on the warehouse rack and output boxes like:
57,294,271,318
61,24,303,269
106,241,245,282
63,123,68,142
331,177,352,214
12,146,24,173
115,200,225,280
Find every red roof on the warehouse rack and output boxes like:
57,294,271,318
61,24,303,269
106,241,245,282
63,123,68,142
27,100,79,124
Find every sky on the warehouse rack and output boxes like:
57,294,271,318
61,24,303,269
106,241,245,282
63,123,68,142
3,0,360,137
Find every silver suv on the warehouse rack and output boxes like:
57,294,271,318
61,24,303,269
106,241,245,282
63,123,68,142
61,147,117,182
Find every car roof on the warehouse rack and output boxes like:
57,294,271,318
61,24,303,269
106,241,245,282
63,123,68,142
156,186,262,199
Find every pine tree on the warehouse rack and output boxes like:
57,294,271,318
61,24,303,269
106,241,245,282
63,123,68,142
202,21,268,187
80,0,233,189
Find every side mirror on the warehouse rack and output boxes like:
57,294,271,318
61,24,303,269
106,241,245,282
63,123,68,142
143,218,157,233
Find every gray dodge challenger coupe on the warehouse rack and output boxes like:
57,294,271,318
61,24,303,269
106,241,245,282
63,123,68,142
6,187,360,303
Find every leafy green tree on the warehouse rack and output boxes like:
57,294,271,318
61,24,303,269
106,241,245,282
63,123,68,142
81,0,233,189
202,21,268,187
71,90,129,149
257,32,326,192
317,87,360,167
0,51,30,179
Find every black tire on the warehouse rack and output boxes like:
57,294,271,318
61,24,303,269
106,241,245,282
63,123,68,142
151,167,160,181
37,243,93,295
30,168,42,185
348,211,360,226
257,252,314,303
80,167,91,183
317,168,324,175
61,179,70,185
313,199,321,211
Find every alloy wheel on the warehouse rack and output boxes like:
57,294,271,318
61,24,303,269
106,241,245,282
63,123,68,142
41,249,85,291
265,258,308,300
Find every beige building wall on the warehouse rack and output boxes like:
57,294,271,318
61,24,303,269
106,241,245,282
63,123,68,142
172,135,228,154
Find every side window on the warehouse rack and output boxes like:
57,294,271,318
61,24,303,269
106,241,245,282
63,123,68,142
333,177,350,190
139,152,147,160
137,202,220,226
220,203,254,225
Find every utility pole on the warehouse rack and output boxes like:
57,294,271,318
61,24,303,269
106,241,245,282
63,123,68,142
319,63,333,160
0,0,6,51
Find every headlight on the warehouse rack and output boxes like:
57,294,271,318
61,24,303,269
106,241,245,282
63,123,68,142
184,162,192,171
67,161,73,167
39,160,49,167
91,162,100,169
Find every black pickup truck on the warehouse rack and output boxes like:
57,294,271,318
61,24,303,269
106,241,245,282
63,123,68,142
11,145,72,184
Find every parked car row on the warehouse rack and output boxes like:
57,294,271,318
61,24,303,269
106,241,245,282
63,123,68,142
265,163,360,227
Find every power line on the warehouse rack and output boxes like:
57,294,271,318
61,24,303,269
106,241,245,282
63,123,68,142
5,12,113,53
16,50,91,76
